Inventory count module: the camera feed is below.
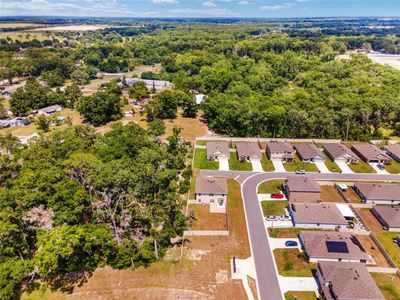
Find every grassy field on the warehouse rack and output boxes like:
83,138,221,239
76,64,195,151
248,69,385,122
193,148,219,170
261,153,275,171
285,291,318,300
268,227,325,238
274,249,316,277
283,154,319,172
376,232,400,268
188,204,227,230
385,160,400,174
371,273,400,300
261,201,288,216
0,31,50,41
348,161,375,173
258,179,284,194
229,152,252,171
324,156,340,173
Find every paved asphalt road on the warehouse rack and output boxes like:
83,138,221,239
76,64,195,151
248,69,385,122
201,170,400,300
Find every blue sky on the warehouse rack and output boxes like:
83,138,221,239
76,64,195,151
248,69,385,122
1,0,400,18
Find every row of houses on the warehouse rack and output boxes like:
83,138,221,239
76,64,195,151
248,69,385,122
206,141,262,162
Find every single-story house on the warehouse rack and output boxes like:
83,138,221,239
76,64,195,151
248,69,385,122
289,203,348,229
323,143,359,163
299,231,373,263
316,261,384,300
206,141,230,161
371,206,400,232
294,143,325,163
382,144,400,163
353,183,400,204
37,105,63,115
266,141,295,162
284,176,321,203
351,144,391,164
235,142,261,162
0,117,28,128
195,176,228,213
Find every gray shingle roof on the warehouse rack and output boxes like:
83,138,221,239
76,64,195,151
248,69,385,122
285,176,321,193
351,144,390,161
323,143,358,160
294,143,324,160
266,141,294,154
195,176,227,195
354,183,400,201
291,203,347,225
372,206,400,228
318,261,384,300
206,141,230,157
235,142,261,158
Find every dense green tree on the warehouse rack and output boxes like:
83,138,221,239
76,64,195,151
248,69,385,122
128,81,149,100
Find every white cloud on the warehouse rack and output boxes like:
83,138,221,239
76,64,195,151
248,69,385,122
260,2,294,11
203,1,217,7
297,0,308,2
238,1,250,4
168,7,233,16
152,0,178,4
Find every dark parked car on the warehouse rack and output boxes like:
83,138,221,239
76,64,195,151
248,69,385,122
285,240,298,247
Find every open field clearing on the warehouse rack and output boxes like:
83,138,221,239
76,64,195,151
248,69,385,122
0,23,43,28
188,205,227,230
338,52,400,70
261,200,288,216
320,185,344,202
0,31,50,41
31,25,110,31
22,179,250,300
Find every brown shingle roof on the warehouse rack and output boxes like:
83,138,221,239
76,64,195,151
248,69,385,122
285,176,321,193
323,143,358,160
351,144,390,161
39,104,62,114
206,141,229,157
291,203,347,225
294,143,324,160
372,206,400,228
236,142,261,158
266,141,294,154
354,183,400,201
318,261,384,300
300,231,370,261
195,176,227,195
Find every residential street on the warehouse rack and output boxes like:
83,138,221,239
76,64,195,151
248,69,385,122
201,170,400,300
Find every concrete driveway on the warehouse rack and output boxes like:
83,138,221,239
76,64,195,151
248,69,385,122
251,159,263,172
336,161,353,173
269,237,302,251
370,163,389,174
272,160,286,172
278,276,319,294
218,158,229,171
314,161,330,173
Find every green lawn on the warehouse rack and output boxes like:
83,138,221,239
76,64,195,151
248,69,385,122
283,154,319,172
268,227,324,238
193,148,219,170
285,291,318,300
258,179,284,194
195,140,207,146
261,153,275,172
324,155,341,173
229,152,253,171
376,232,400,268
261,200,288,216
274,249,317,277
385,160,400,174
371,273,400,300
348,161,375,173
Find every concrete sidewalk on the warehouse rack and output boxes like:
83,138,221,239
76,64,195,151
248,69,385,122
231,256,257,300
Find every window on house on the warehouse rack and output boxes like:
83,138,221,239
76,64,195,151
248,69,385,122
218,198,224,207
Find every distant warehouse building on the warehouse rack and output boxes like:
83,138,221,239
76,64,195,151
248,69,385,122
284,176,321,203
289,203,348,229
351,144,391,164
371,206,400,232
353,183,400,204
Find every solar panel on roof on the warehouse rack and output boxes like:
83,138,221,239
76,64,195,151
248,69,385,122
326,241,349,253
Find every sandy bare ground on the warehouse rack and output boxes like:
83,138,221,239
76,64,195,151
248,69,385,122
337,52,400,70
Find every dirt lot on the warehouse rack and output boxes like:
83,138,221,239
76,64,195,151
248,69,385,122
356,208,383,233
23,179,249,300
320,185,345,203
342,187,362,203
355,235,390,267
188,205,227,230
0,23,43,28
